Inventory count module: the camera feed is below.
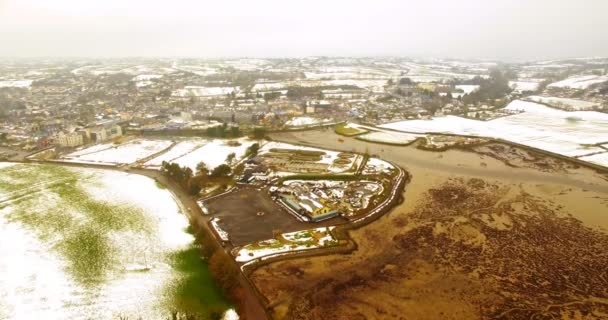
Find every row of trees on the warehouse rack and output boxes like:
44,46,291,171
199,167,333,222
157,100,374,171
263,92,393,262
160,160,232,195
161,143,261,195
194,224,244,318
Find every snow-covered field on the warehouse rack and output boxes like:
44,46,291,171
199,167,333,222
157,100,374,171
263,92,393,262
527,96,599,110
380,100,608,164
171,65,218,76
579,152,608,167
234,227,336,262
357,131,422,145
173,86,238,97
548,75,608,89
67,143,116,157
171,138,257,171
0,80,33,88
144,140,206,168
62,140,173,165
285,117,333,127
455,85,479,94
0,164,232,319
401,62,484,82
509,81,540,93
252,82,286,92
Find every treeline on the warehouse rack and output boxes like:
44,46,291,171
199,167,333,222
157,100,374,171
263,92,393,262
161,161,232,195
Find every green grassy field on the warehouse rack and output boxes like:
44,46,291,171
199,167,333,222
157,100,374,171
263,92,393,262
0,163,230,317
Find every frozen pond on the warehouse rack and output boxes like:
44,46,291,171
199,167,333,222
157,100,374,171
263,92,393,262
0,163,232,319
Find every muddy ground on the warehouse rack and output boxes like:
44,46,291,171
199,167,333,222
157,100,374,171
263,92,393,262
249,129,608,320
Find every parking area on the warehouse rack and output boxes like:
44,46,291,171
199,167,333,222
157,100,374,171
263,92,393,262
203,186,343,246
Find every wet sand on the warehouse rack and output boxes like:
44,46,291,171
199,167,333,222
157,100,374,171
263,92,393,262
250,129,608,320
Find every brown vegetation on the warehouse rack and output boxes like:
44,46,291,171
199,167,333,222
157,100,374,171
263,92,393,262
251,178,608,320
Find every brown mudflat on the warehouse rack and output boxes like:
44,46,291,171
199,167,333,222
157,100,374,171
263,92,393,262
249,129,608,320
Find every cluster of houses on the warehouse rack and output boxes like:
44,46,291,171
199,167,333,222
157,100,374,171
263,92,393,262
53,121,123,148
268,179,384,222
271,182,342,222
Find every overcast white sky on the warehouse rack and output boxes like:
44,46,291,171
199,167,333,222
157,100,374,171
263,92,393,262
0,0,607,61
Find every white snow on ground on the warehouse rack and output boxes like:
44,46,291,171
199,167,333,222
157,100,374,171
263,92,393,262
222,309,239,320
67,143,116,157
548,75,608,89
144,140,206,168
0,80,33,88
285,117,333,127
380,100,608,164
260,141,358,173
132,74,162,81
234,227,336,262
527,96,599,110
251,82,286,92
210,218,229,241
509,81,540,92
171,138,256,171
0,163,16,169
579,152,608,167
357,131,422,145
363,158,395,175
344,122,377,132
172,64,218,76
173,86,239,97
0,166,199,319
62,140,172,165
455,85,479,94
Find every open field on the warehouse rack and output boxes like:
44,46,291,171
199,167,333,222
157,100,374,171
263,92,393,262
0,163,231,319
62,139,173,165
253,129,608,320
170,138,258,171
548,75,608,89
379,100,608,167
144,140,206,168
527,95,599,110
357,131,421,145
